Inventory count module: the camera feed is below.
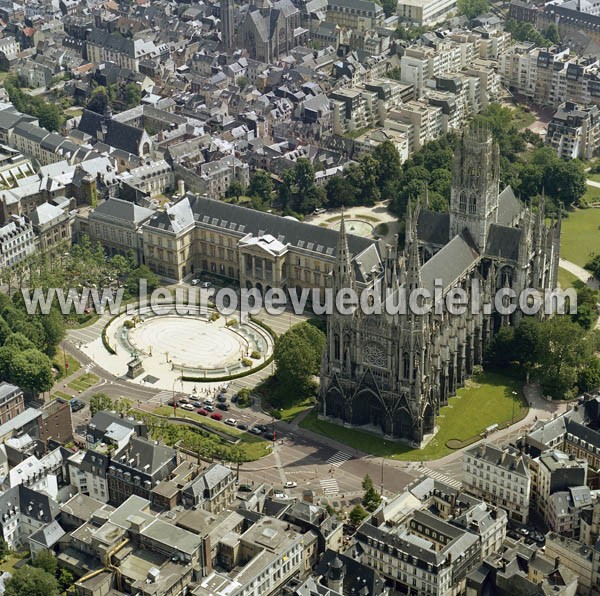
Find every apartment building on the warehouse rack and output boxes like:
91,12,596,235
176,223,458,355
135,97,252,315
396,0,457,26
107,436,178,505
30,201,72,254
462,443,531,524
325,0,384,31
12,121,82,166
547,101,600,159
390,101,443,152
181,463,236,514
400,43,463,98
0,214,35,268
191,516,313,596
330,88,378,135
545,533,595,595
547,485,591,537
85,29,160,72
0,383,24,425
199,155,250,199
530,449,587,522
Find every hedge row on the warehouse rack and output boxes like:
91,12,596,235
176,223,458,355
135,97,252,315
102,318,116,355
182,352,274,383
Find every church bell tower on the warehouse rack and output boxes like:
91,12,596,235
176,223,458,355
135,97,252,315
449,125,500,251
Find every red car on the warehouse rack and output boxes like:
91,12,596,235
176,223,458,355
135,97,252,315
210,412,223,421
197,408,208,416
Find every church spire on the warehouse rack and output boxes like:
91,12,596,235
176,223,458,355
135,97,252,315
334,209,354,292
406,201,422,293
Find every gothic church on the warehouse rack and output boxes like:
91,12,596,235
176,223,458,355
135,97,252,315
319,128,561,445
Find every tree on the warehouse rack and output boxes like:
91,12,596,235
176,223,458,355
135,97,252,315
381,0,397,16
225,181,245,201
274,331,315,396
544,23,560,44
4,565,59,596
0,346,14,380
39,308,65,356
126,265,160,298
9,349,53,394
0,538,8,560
248,170,273,203
372,140,402,199
57,568,74,592
325,175,358,208
236,76,249,90
457,0,488,18
348,504,368,527
486,326,515,368
87,86,109,114
36,103,63,132
579,358,600,393
361,474,382,512
33,550,57,576
513,317,542,369
538,317,588,398
110,254,131,279
90,392,114,416
124,83,141,108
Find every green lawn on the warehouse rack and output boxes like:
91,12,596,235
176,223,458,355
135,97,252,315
68,373,99,392
560,207,600,268
151,406,270,460
279,397,316,423
300,372,525,461
558,267,579,289
0,552,28,574
587,173,600,183
513,107,536,130
53,352,80,380
52,390,72,401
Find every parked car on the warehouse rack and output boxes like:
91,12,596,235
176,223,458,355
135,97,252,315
201,281,211,289
180,403,195,411
210,412,223,421
273,491,288,500
217,394,227,403
204,398,214,405
225,418,237,426
70,399,85,412
284,481,297,489
197,409,208,416
231,393,238,403
178,398,189,405
191,279,200,286
255,424,268,432
205,404,215,412
190,400,202,408
217,403,230,411
237,423,248,430
264,432,276,441
250,427,262,435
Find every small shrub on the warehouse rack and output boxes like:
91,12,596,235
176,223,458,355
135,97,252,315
226,319,237,327
250,350,261,359
123,319,135,329
210,312,220,322
241,357,252,367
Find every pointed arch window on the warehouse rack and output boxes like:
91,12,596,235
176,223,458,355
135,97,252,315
334,334,340,361
459,192,467,213
402,352,410,379
468,195,477,215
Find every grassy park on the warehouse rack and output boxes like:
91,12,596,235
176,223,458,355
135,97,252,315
67,373,99,393
560,206,600,268
558,267,579,289
300,372,526,461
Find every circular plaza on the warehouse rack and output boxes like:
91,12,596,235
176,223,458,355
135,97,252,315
96,305,275,390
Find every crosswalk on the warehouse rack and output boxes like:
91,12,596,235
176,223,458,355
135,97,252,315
320,478,340,496
84,362,95,373
326,451,352,468
149,390,174,404
417,466,462,490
